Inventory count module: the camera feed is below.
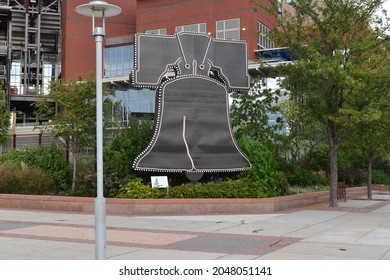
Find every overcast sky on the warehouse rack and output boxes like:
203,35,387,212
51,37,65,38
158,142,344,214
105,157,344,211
384,0,389,10
381,0,389,15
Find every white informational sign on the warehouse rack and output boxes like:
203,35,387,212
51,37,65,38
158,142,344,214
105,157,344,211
151,176,169,188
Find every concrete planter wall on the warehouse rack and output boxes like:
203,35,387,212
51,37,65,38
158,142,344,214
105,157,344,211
0,186,371,216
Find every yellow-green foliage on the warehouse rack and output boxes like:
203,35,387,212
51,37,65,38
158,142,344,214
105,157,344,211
115,178,273,199
0,162,55,194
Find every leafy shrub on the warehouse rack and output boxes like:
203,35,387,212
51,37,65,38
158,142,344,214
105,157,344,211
236,136,288,196
0,145,70,191
104,116,153,179
116,178,274,199
0,162,55,194
80,167,132,198
372,169,390,185
115,178,166,198
283,163,318,186
169,179,271,198
304,143,329,172
313,170,329,186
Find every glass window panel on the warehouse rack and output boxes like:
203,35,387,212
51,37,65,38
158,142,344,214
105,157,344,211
106,47,157,122
225,19,239,29
139,99,150,112
149,98,155,112
200,23,206,33
113,66,119,77
216,19,240,40
129,100,139,113
225,30,239,40
109,48,115,62
184,25,197,32
176,23,206,33
104,48,110,62
257,21,274,49
117,47,123,61
123,45,130,60
110,63,116,76
129,89,139,100
138,90,149,99
147,28,167,35
104,62,109,77
123,61,130,73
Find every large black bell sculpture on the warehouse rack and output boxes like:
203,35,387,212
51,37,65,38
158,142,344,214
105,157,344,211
132,32,251,173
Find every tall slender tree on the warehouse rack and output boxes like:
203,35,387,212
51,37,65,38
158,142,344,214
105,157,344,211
341,39,390,199
34,75,114,190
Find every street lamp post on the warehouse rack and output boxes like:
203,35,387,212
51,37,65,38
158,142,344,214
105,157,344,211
75,1,121,260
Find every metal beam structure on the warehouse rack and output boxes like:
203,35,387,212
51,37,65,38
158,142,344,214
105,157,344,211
0,0,61,123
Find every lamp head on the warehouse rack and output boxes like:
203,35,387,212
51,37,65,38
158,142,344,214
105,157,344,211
75,1,122,18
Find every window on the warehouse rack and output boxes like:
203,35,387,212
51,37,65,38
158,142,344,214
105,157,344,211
104,44,156,124
10,62,22,95
175,23,206,34
109,88,155,125
41,63,56,95
216,18,240,40
145,28,167,35
104,45,134,78
257,21,274,49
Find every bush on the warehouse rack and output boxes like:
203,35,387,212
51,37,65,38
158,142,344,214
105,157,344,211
115,178,274,199
304,143,329,172
0,162,55,194
0,145,70,192
372,169,390,185
236,136,288,196
104,116,153,179
115,178,166,198
313,170,329,186
282,163,318,187
169,179,272,198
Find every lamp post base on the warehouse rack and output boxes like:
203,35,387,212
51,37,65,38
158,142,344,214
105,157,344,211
95,197,106,260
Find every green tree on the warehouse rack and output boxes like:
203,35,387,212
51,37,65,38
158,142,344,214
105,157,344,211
341,43,390,198
278,97,325,165
254,0,390,206
237,136,288,196
104,115,153,179
0,82,11,145
230,77,283,146
34,75,113,190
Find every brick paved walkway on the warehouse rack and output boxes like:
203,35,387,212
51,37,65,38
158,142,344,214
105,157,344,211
0,192,389,260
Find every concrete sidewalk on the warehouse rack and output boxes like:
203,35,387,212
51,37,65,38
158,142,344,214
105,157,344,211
0,192,389,260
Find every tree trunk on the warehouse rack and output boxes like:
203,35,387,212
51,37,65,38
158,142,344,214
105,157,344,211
367,149,373,200
329,143,338,207
328,122,339,208
71,137,78,191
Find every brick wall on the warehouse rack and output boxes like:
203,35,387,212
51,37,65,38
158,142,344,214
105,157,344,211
61,0,137,80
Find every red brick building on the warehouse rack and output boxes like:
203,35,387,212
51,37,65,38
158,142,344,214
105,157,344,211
61,0,137,80
73,0,278,124
62,0,277,80
136,0,276,62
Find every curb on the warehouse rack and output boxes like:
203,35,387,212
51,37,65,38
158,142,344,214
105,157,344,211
0,186,370,216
